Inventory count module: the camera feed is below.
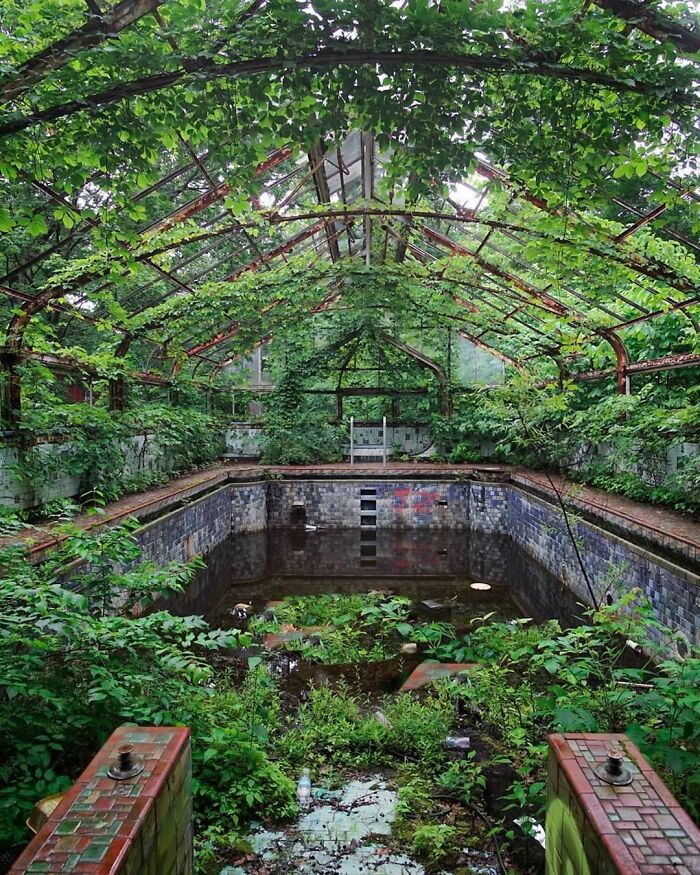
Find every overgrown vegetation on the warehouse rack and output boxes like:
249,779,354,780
249,592,423,662
432,379,700,513
1,361,226,516
0,521,235,847
430,593,700,822
1,519,699,871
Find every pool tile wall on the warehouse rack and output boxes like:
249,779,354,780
9,726,192,875
260,478,697,644
231,481,267,533
113,474,697,645
506,485,700,645
545,733,700,875
266,480,472,529
135,484,234,566
133,481,266,570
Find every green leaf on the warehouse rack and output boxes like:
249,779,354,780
0,208,13,232
26,214,48,237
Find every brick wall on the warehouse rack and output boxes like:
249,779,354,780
546,733,700,875
9,726,192,875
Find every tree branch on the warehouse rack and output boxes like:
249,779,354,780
0,48,694,138
594,0,700,54
0,0,164,102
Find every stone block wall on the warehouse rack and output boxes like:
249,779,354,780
546,733,700,875
9,726,192,875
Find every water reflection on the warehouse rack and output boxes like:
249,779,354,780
167,528,585,630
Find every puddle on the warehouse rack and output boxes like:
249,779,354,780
224,775,500,875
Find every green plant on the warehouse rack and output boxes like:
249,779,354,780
0,521,238,846
432,590,700,821
439,754,486,805
194,731,297,829
249,592,416,663
411,823,458,865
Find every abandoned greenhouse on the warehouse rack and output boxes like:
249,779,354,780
1,0,699,872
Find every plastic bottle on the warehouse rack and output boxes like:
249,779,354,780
297,768,311,807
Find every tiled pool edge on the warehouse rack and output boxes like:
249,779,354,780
9,726,192,875
546,733,700,875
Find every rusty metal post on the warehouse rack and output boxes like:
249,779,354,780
598,329,630,395
0,349,22,425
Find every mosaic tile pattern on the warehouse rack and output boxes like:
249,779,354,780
10,726,192,875
546,733,700,875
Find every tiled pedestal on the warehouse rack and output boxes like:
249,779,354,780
9,726,192,875
546,733,700,875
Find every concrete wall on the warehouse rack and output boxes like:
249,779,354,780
224,423,263,458
0,433,163,510
223,421,435,460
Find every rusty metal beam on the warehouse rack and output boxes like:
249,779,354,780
308,141,341,262
421,225,569,316
474,161,699,300
614,203,669,243
575,351,700,383
221,221,326,283
593,0,700,53
206,290,343,376
141,147,292,238
4,148,294,353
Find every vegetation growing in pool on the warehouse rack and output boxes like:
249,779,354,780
1,522,699,872
248,592,455,663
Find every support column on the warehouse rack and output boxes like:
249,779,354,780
108,376,126,412
598,329,630,395
0,349,22,425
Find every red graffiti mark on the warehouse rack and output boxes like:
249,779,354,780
412,489,439,513
391,486,412,510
